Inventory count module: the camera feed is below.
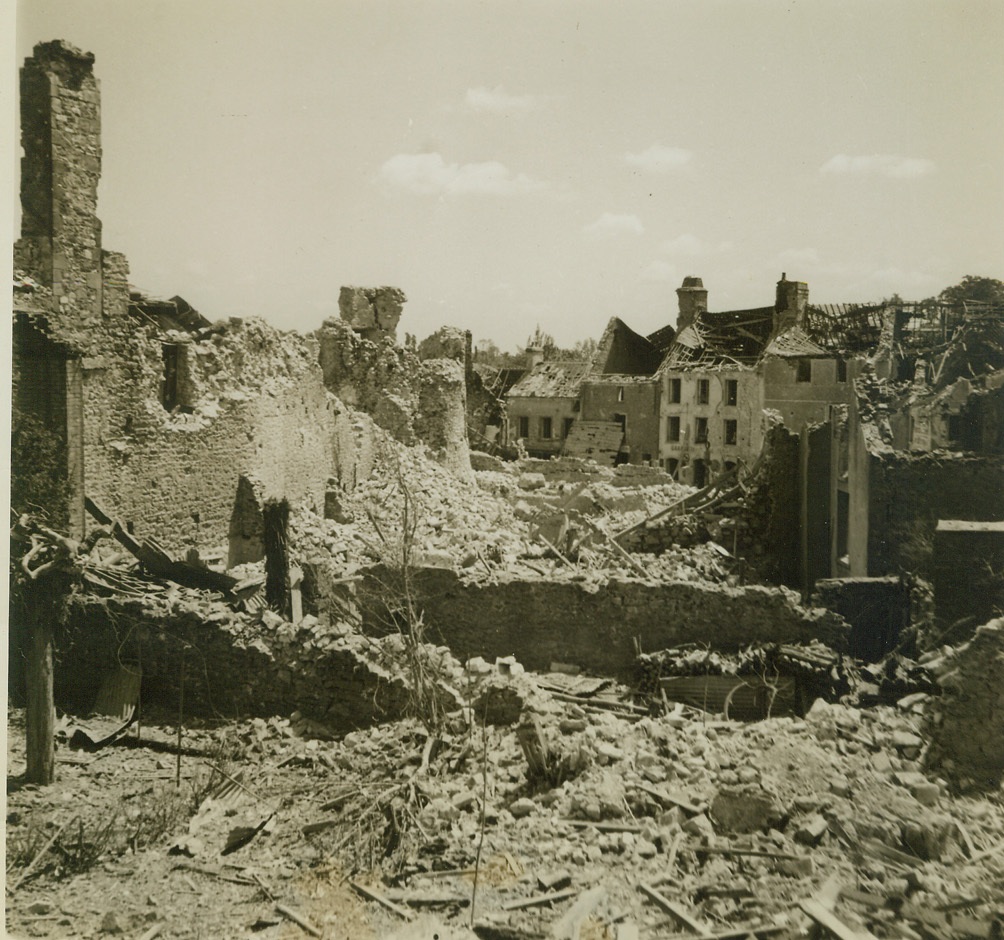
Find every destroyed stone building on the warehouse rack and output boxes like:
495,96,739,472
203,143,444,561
12,40,470,563
8,38,1004,940
502,273,876,484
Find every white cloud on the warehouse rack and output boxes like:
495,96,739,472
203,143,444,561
583,212,645,238
379,152,546,196
660,233,705,256
778,247,821,266
641,260,678,283
465,85,542,114
820,154,936,179
624,145,693,173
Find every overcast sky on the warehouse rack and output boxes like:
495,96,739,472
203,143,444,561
11,1,1004,350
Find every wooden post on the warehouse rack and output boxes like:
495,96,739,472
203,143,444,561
25,611,55,785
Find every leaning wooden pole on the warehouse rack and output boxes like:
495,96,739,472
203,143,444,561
25,607,55,785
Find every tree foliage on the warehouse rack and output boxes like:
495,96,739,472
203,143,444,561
937,275,1004,306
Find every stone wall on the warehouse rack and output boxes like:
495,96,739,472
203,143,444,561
865,451,1004,578
56,597,422,730
926,618,1004,790
12,40,471,559
362,567,849,678
318,318,472,479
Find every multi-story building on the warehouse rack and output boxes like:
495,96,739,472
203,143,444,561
504,348,591,458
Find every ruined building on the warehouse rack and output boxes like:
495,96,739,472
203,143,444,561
504,273,877,485
12,40,470,566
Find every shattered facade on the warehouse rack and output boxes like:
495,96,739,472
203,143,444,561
12,40,470,564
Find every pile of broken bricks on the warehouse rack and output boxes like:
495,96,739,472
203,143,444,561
283,669,1004,939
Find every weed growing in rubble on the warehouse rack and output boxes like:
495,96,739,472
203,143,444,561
361,461,450,734
6,784,192,885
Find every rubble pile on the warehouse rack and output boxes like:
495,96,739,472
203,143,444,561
8,667,1004,939
925,618,1004,790
291,435,533,578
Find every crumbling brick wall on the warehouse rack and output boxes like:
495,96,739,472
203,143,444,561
926,618,1004,789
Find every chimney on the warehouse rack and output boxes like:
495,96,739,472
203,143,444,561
525,346,545,368
676,276,708,331
774,272,809,331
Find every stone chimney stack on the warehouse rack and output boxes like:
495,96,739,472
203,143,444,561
16,40,103,325
676,276,708,331
525,346,545,368
774,272,810,332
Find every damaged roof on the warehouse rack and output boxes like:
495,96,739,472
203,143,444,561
507,359,592,398
129,293,212,333
663,307,776,368
592,317,664,375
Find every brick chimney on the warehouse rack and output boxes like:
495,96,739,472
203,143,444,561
525,346,545,368
16,40,103,325
676,276,708,331
774,272,809,332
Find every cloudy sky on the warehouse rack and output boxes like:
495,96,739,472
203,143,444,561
10,1,1004,350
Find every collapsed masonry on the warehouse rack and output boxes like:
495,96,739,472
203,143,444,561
10,43,1003,818
12,40,470,565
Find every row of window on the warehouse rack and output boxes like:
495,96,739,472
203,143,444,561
516,415,575,440
666,416,738,445
667,377,739,406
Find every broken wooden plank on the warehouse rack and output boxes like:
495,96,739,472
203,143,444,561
860,838,922,868
660,926,785,940
693,846,800,862
275,902,322,937
545,689,647,715
638,882,714,937
137,924,164,940
301,818,339,836
501,887,579,911
85,495,238,596
384,889,470,907
799,898,878,940
631,782,706,816
560,819,644,833
351,881,416,921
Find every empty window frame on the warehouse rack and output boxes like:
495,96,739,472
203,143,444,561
836,359,848,383
666,457,680,478
617,386,625,402
667,416,681,442
725,379,738,406
562,417,574,439
724,419,738,445
695,417,709,443
796,358,812,382
540,416,553,439
668,378,681,403
517,416,530,438
697,379,710,404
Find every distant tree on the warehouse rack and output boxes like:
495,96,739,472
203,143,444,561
937,276,1004,306
568,337,598,362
